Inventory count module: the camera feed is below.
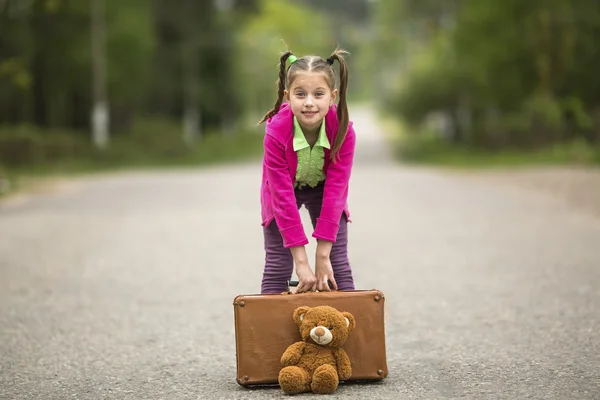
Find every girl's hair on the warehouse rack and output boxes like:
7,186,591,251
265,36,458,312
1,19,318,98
259,47,350,161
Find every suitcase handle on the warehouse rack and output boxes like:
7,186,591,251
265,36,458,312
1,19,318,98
287,280,335,291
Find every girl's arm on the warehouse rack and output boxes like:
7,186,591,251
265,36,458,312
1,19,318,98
316,240,333,259
290,245,316,293
315,239,336,291
264,134,317,292
264,134,309,248
312,123,356,243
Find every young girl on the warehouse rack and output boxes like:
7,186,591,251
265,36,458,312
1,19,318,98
258,47,356,294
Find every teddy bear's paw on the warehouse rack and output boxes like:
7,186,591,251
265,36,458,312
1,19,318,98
311,364,339,394
278,366,311,394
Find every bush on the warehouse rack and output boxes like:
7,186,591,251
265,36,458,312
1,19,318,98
0,117,265,178
396,129,600,168
0,125,91,166
384,34,475,128
0,163,10,194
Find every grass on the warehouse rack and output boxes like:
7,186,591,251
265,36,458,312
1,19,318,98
0,118,266,197
385,118,600,169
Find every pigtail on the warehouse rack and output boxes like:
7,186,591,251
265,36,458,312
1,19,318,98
327,47,350,162
259,51,293,124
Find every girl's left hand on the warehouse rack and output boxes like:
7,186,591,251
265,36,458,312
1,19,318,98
315,255,338,291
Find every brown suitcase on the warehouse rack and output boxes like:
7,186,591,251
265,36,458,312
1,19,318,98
232,286,389,387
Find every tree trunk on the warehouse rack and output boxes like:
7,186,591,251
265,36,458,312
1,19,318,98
454,92,472,144
32,51,47,128
594,106,600,144
182,39,201,145
91,0,109,148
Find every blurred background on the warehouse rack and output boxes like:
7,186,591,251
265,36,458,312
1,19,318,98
1,0,600,194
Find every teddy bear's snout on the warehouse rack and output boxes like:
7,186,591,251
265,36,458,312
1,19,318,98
310,326,333,345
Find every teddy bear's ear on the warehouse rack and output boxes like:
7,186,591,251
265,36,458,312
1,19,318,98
293,306,311,326
341,312,356,332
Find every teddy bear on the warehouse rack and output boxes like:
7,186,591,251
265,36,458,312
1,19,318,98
278,305,356,395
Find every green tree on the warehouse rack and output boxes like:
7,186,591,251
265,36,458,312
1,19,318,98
371,0,600,148
236,0,334,122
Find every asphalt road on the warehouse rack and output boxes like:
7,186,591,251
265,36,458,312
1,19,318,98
1,107,599,399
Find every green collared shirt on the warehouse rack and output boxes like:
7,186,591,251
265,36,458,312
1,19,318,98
293,116,330,189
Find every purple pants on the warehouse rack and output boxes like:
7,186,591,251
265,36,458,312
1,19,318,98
261,182,355,294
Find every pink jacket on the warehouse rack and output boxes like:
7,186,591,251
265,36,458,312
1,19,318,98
260,102,356,248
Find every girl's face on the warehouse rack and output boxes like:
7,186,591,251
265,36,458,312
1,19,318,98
285,71,337,134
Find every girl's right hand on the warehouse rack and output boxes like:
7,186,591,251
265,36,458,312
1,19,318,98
290,245,316,293
294,263,317,293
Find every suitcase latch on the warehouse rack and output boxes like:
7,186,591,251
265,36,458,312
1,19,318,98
233,300,246,307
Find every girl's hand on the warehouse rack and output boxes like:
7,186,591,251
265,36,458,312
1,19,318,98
315,254,338,292
290,246,316,293
315,240,337,291
294,262,317,293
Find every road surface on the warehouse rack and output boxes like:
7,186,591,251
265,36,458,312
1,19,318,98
1,106,599,399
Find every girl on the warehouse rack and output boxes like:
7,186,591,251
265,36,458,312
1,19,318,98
258,47,356,294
